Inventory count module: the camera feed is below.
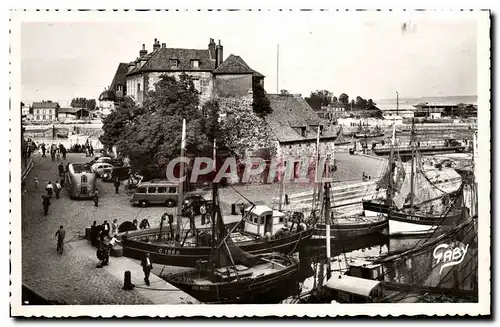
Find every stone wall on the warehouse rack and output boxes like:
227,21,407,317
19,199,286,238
145,71,214,104
214,74,253,98
126,75,145,104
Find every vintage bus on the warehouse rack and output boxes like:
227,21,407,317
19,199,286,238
65,163,97,199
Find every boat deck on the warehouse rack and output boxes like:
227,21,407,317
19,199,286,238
192,263,283,285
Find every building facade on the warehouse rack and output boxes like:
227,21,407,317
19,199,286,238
109,38,264,106
31,101,59,122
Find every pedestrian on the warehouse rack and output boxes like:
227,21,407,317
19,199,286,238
51,148,55,161
55,225,66,254
56,149,61,161
34,175,39,189
133,219,138,230
188,208,195,231
200,203,207,225
42,194,50,216
111,218,119,237
96,242,109,268
61,145,67,160
46,181,53,198
54,180,61,199
90,145,94,156
58,163,65,178
141,253,153,286
101,220,110,240
90,221,99,247
41,144,46,157
114,177,120,194
139,218,150,229
92,189,99,207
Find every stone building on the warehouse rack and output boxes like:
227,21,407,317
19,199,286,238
31,101,59,122
265,92,340,159
98,63,129,116
109,38,264,106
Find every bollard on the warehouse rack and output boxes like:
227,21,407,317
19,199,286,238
123,270,134,290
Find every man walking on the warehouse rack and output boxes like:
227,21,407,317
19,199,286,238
113,177,120,194
55,225,66,254
58,163,65,179
141,253,153,286
92,189,99,207
42,194,51,216
46,181,54,198
41,144,46,158
101,220,110,241
200,203,207,225
55,181,61,199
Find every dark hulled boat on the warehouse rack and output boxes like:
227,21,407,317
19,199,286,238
121,226,313,267
312,216,388,242
163,183,301,304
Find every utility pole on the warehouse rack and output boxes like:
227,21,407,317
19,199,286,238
396,91,399,116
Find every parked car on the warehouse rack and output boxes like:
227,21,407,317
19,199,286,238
91,162,114,177
182,192,209,215
130,181,179,207
102,166,132,182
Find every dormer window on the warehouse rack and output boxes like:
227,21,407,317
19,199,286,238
191,60,200,68
301,127,307,137
319,125,324,136
170,59,179,68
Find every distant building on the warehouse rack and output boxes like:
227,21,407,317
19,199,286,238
21,102,31,120
31,101,59,122
58,107,91,122
109,38,264,106
376,104,416,119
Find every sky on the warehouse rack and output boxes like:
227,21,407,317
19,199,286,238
19,11,479,105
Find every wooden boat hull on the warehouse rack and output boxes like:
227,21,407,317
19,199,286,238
363,200,465,237
373,146,466,158
164,255,300,303
121,228,314,268
311,218,388,241
354,133,384,139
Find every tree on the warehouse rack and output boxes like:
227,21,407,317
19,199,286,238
350,99,356,110
305,90,333,110
100,74,215,178
332,96,338,104
355,96,367,109
338,93,349,108
252,81,272,117
367,99,375,108
70,97,96,110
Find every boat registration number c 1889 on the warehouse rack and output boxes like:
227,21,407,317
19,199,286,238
158,248,181,255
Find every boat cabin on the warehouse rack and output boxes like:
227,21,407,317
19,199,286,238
324,274,384,303
243,205,287,237
348,259,383,281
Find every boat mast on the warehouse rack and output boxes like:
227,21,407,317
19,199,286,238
324,147,332,279
312,125,321,214
410,118,415,209
176,118,186,245
212,138,217,251
387,123,396,207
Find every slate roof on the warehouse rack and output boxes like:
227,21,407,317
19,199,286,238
99,89,116,101
266,94,337,143
110,63,128,89
58,107,90,114
213,54,264,77
32,102,59,109
127,48,215,75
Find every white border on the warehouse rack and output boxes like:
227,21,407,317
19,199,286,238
8,9,491,317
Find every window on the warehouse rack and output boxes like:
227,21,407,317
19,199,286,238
117,85,123,92
319,125,324,135
253,216,258,224
168,187,177,194
170,59,179,68
136,187,146,193
36,115,40,120
260,216,265,225
279,216,284,223
191,60,199,68
301,127,307,137
48,115,52,120
43,115,46,120
137,83,141,91
147,187,157,193
81,175,88,183
157,187,167,193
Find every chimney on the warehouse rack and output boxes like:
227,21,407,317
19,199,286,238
153,38,160,51
139,44,147,57
215,39,223,67
208,38,216,60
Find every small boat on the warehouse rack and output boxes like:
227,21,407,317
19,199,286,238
311,216,387,242
56,132,69,138
163,183,300,304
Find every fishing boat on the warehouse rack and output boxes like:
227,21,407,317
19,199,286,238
163,183,300,304
363,121,465,237
354,126,385,139
120,119,312,267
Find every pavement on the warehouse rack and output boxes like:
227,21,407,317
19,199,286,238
21,151,386,304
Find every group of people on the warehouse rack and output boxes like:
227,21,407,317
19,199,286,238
89,219,119,268
40,180,62,216
39,143,67,161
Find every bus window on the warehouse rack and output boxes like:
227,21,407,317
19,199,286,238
168,187,177,194
158,187,167,193
136,187,146,193
147,187,157,194
81,175,88,183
